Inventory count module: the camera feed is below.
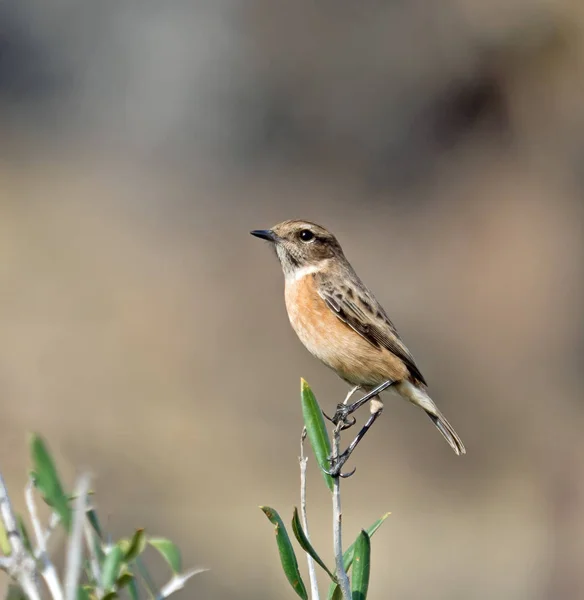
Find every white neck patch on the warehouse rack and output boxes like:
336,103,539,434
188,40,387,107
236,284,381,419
285,262,327,282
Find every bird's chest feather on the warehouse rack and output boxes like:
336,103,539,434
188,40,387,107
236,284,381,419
284,274,407,385
285,275,357,370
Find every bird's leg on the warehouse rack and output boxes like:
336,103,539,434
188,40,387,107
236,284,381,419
329,380,394,427
343,386,361,405
325,404,384,478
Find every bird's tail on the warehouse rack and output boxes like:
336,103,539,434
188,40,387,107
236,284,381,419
394,380,466,456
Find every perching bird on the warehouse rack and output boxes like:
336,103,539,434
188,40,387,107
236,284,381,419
251,220,465,463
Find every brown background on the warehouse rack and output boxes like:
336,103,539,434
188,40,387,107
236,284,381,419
1,1,583,598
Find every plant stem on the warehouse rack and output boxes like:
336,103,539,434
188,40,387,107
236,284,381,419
331,425,351,600
64,474,91,600
157,568,208,599
83,516,102,595
26,480,64,600
300,427,320,600
0,473,42,600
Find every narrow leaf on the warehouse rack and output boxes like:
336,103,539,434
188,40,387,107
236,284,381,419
101,593,118,600
29,434,72,531
343,513,389,572
124,529,146,562
149,537,182,574
17,516,33,555
76,587,91,600
134,555,157,599
102,545,124,590
6,585,27,600
331,586,343,600
260,506,308,600
127,576,140,600
86,508,103,539
328,512,390,600
351,531,371,600
300,379,334,491
291,507,336,581
116,571,134,589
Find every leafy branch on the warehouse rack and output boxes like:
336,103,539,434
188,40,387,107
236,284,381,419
261,379,390,600
0,434,207,599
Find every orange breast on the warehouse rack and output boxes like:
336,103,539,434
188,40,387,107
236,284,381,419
284,275,408,385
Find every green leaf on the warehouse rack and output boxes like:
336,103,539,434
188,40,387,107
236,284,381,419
127,576,140,600
101,593,118,600
116,571,134,589
300,379,334,492
343,513,389,572
149,537,182,574
351,531,371,600
133,555,157,599
291,507,336,581
328,512,390,600
85,509,105,566
102,545,124,591
5,585,27,600
86,509,103,539
29,434,71,532
331,586,343,600
17,516,33,555
76,586,92,600
124,529,146,562
260,506,308,600
0,519,11,555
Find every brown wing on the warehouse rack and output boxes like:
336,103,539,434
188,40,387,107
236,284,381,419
314,270,427,385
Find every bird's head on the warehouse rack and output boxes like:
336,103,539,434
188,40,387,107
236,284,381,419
250,220,344,279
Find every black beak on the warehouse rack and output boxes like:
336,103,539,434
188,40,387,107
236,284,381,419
250,229,277,242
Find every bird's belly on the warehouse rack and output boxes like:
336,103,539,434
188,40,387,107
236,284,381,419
285,277,406,385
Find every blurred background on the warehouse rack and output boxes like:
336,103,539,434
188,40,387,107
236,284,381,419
0,0,583,598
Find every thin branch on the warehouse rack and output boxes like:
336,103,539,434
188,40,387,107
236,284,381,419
18,575,43,600
299,427,320,600
0,473,25,557
134,556,158,599
0,473,42,600
34,512,61,561
331,425,351,600
64,474,91,600
26,480,64,600
83,514,102,594
157,568,209,599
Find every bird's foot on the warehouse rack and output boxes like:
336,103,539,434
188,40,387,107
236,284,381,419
323,403,356,430
324,449,356,478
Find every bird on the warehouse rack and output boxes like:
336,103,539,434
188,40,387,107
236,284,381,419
250,220,465,468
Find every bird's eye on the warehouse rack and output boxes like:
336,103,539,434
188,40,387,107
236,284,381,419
299,229,315,243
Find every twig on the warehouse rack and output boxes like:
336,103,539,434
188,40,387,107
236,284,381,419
135,555,158,599
300,427,320,600
35,512,61,560
26,479,64,600
64,474,91,600
156,568,209,599
0,473,42,600
83,513,102,594
0,473,25,557
331,425,351,600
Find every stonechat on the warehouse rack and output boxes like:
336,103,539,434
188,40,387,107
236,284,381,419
251,220,465,467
